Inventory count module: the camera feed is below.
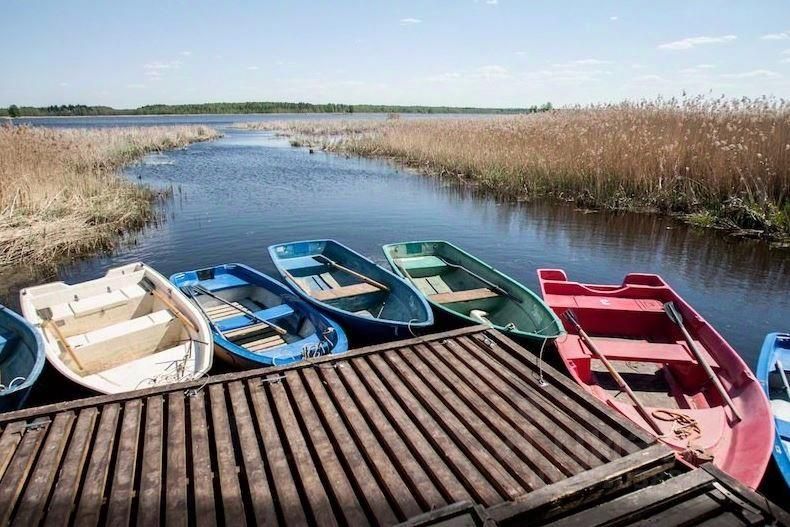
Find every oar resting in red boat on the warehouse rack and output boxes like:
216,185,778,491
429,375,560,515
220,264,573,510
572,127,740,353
537,269,774,489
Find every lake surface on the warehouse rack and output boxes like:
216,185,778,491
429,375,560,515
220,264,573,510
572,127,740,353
3,115,789,370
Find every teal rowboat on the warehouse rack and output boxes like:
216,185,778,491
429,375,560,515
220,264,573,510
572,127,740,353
382,241,564,344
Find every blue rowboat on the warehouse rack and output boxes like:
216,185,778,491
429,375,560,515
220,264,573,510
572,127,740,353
170,264,348,368
756,332,790,489
0,304,45,412
268,240,433,342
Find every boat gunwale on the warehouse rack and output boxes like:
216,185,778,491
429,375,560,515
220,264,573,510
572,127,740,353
0,304,46,399
756,331,790,487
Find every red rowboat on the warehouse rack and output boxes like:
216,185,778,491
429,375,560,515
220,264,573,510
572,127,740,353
537,269,773,488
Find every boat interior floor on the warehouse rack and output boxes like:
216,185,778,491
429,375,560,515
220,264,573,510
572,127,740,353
591,360,690,409
399,257,503,309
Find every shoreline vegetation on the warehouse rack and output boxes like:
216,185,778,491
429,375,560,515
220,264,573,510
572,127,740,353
0,101,551,117
236,98,789,241
0,124,219,269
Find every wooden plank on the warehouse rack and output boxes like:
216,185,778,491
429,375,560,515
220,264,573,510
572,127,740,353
287,372,370,526
73,404,121,527
248,378,310,525
541,469,714,527
366,354,502,507
352,358,470,505
243,335,285,352
701,464,790,526
429,288,497,304
44,408,98,527
0,422,26,482
187,390,217,527
475,331,654,446
0,326,488,425
401,346,548,491
269,377,339,526
425,276,452,295
227,381,276,526
416,343,577,482
312,283,380,302
208,384,246,525
0,418,49,525
224,323,270,340
440,338,617,467
13,413,74,525
337,360,446,511
488,444,675,525
382,351,524,501
319,272,341,289
105,400,143,526
136,395,164,527
301,368,400,526
627,492,724,527
165,392,187,527
464,333,650,455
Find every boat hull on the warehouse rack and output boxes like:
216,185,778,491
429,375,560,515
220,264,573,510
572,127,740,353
382,241,564,346
170,263,349,368
269,240,433,344
756,332,790,490
0,306,45,413
537,269,773,488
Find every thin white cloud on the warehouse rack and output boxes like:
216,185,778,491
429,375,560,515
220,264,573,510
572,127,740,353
721,69,781,79
515,51,527,56
143,60,182,78
658,35,737,50
126,83,146,89
246,66,259,71
780,57,790,64
552,59,613,68
632,74,666,82
58,82,68,87
485,0,498,4
400,18,421,25
760,31,790,41
426,64,510,83
782,49,790,55
610,16,618,21
680,64,717,74
180,51,192,56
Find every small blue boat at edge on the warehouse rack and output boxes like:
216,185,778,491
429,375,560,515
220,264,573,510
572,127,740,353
268,240,433,342
756,332,790,489
170,264,348,368
0,304,45,413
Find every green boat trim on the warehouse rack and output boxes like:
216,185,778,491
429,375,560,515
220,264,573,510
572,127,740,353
382,240,565,343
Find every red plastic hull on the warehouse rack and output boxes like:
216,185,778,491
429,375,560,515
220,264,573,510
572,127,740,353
537,269,773,488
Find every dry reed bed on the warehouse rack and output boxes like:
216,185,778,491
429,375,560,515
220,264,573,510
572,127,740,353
245,100,790,237
0,124,219,268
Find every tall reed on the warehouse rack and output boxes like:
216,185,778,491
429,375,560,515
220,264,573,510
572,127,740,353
246,98,789,236
0,124,219,267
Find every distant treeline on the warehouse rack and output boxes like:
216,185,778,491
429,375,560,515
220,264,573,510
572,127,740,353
1,101,552,117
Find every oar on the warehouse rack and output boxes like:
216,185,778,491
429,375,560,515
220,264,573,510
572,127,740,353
44,318,86,371
192,285,287,335
181,285,227,339
563,309,664,435
436,257,522,303
140,278,198,334
775,359,790,400
315,254,389,291
663,302,742,422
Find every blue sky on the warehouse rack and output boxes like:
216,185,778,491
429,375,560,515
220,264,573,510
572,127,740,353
2,1,789,108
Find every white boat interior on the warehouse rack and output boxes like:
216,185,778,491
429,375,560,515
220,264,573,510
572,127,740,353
20,263,212,394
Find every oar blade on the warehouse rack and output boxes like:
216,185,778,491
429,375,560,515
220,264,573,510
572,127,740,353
663,301,683,325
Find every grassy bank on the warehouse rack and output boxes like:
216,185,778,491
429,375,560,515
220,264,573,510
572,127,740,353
243,99,789,239
0,124,219,268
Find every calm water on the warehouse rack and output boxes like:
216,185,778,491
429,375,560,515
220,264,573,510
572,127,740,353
2,115,789,369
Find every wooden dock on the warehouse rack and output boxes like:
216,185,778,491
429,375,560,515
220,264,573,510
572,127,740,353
0,325,785,525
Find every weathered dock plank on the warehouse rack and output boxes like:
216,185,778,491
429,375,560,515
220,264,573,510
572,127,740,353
1,325,778,526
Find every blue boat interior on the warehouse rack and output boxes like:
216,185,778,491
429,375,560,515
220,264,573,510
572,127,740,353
272,241,430,324
768,335,790,447
0,310,41,396
174,265,339,363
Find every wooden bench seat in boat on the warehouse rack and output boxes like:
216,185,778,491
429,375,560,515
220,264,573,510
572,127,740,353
542,294,665,313
63,309,180,375
215,304,295,332
46,284,150,337
430,287,498,304
562,334,719,367
312,282,381,302
49,284,148,320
